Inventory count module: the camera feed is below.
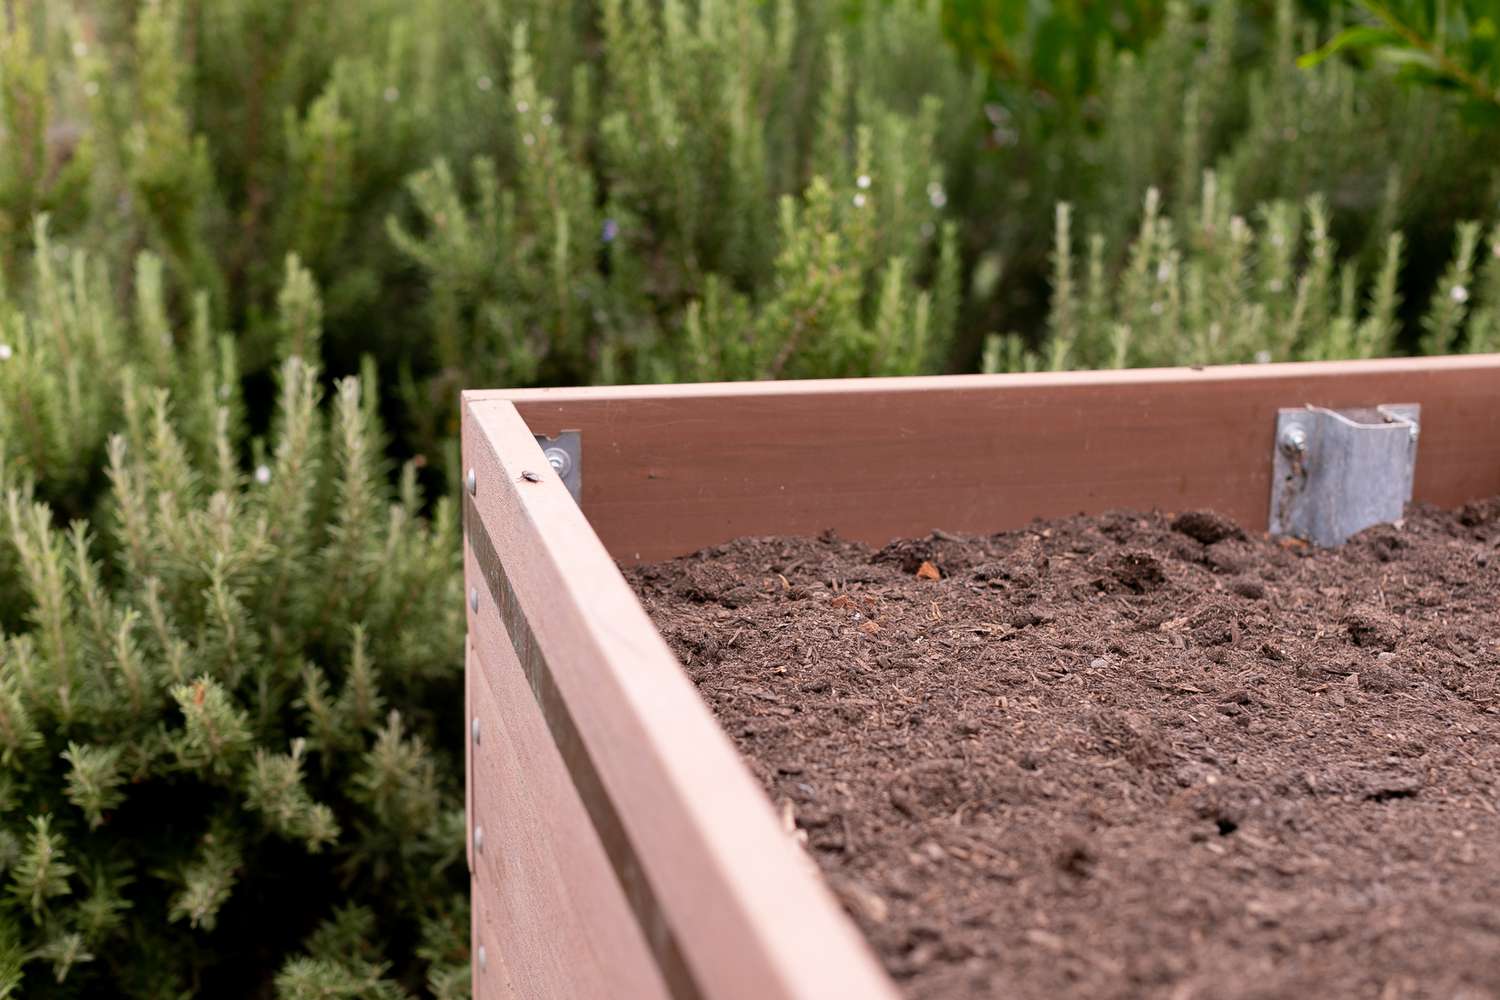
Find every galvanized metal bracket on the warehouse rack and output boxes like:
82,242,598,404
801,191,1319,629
1269,404,1419,548
534,430,581,503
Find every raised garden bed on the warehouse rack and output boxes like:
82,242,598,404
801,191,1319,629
462,356,1500,1000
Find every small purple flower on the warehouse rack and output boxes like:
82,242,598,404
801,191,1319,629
601,219,619,244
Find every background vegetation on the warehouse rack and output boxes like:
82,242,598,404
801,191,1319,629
0,0,1496,996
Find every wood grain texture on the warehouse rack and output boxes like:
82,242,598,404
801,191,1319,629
472,872,519,1000
469,355,1500,563
466,618,670,1000
462,399,901,1000
465,644,474,874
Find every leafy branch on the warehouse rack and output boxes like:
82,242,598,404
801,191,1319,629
1301,1,1500,114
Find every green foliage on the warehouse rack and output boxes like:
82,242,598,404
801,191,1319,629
985,177,1500,371
385,0,975,440
0,239,466,998
965,0,1500,352
941,0,1163,103
0,0,977,470
1303,1,1500,115
2,0,1496,449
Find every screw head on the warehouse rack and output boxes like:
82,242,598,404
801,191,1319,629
478,945,487,972
469,587,479,613
465,468,477,496
474,825,484,852
472,717,481,745
543,446,573,478
1279,425,1308,455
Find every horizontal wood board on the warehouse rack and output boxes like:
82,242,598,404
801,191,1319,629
462,399,900,1000
470,355,1500,563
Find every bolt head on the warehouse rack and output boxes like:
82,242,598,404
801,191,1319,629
472,717,481,745
1279,425,1308,455
474,825,484,852
543,446,573,478
469,587,479,613
465,468,477,496
478,945,487,972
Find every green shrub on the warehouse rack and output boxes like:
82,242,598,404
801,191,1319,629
1303,0,1500,117
963,0,1500,352
939,0,1165,106
385,0,977,455
983,180,1500,371
0,234,466,999
3,1,1498,412
0,0,980,468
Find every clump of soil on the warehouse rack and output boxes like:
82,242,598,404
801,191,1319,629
627,502,1500,1000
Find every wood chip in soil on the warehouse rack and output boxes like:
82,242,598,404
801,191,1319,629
627,500,1500,1000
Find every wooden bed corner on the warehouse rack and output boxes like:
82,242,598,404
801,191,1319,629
464,355,1500,998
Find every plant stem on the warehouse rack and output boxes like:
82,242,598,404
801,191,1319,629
1361,0,1500,109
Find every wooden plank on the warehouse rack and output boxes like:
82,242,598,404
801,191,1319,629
472,872,519,1000
462,400,900,1000
466,617,670,1000
465,644,474,874
469,354,1500,562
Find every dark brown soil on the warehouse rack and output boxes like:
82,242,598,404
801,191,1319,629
627,500,1500,1000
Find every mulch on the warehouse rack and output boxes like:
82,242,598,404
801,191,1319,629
627,499,1500,1000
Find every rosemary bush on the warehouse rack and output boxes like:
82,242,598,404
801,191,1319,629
962,0,1500,352
0,234,467,999
1,0,980,463
983,181,1500,372
3,0,1498,416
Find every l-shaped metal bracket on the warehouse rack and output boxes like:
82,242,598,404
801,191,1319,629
535,430,582,504
1269,404,1419,547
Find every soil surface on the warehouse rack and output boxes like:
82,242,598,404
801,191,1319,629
627,501,1500,1000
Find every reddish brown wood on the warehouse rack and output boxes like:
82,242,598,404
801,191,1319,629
466,622,670,999
471,873,519,1000
471,355,1500,563
462,400,900,1000
465,643,475,874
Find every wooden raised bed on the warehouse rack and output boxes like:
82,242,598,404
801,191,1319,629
462,356,1500,999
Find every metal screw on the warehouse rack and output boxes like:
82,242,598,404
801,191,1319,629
1279,425,1308,456
543,446,573,478
478,945,487,972
472,717,481,745
1408,423,1420,442
474,825,484,852
469,587,479,613
466,468,477,496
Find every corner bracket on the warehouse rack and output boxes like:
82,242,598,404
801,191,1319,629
1269,404,1419,547
534,430,582,504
